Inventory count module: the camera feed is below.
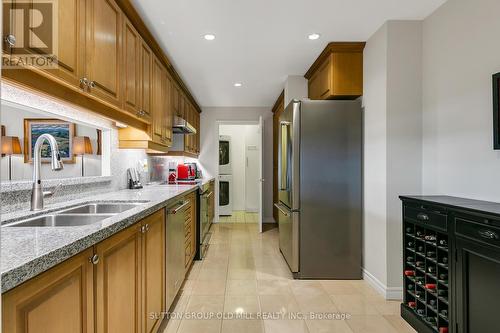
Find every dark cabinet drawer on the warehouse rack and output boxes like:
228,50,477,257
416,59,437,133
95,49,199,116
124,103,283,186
404,205,447,231
455,216,500,248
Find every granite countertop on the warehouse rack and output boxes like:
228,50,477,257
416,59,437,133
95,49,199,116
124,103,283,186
400,195,500,217
1,177,214,293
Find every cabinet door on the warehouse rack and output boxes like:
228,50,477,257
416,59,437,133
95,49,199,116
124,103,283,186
172,83,181,117
190,193,197,258
163,72,173,146
142,209,166,333
95,224,142,333
139,40,153,123
86,0,122,106
308,55,332,100
151,56,165,145
2,0,86,89
456,238,500,333
2,249,94,333
123,17,140,116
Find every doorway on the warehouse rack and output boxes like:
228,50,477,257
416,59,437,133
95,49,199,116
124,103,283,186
216,120,264,231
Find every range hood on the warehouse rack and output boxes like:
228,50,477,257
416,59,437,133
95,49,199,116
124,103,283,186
172,116,196,134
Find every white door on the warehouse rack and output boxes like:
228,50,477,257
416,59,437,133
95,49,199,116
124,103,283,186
258,117,264,233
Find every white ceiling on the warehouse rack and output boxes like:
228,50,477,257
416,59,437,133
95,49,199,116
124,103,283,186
131,0,446,107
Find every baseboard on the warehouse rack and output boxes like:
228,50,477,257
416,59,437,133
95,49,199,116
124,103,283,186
362,268,403,300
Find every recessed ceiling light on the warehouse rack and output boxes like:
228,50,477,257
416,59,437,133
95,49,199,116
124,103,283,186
308,33,321,40
203,34,216,41
234,83,242,87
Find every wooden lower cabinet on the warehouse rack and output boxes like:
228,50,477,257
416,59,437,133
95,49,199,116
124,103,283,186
142,210,166,333
2,249,94,333
95,222,142,333
3,209,167,333
184,192,197,271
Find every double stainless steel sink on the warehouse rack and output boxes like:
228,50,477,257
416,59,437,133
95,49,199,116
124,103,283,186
6,203,146,227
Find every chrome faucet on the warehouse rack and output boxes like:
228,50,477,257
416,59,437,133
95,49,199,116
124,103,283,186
31,134,64,211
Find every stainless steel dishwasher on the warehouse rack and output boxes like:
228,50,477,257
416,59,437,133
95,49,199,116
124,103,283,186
165,199,189,309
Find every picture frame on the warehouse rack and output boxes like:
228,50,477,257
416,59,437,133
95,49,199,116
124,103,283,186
24,119,76,163
494,72,500,149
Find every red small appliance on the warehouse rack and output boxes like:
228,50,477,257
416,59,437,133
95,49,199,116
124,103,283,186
177,164,190,180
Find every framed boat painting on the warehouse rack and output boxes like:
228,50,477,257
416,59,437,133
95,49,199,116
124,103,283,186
494,72,500,149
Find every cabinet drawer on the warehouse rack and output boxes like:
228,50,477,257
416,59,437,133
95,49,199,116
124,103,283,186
404,205,447,231
456,216,500,248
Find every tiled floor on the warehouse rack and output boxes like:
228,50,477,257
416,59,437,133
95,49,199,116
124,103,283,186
219,211,259,223
163,223,416,333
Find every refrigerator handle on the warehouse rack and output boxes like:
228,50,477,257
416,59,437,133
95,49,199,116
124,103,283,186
274,203,290,217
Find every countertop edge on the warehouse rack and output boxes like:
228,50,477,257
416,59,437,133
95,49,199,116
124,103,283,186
1,186,200,293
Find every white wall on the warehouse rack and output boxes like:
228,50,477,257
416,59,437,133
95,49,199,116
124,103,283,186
244,125,260,212
199,107,274,222
422,0,500,200
363,21,423,298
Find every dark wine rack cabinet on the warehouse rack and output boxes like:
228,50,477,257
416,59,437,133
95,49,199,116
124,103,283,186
400,196,500,333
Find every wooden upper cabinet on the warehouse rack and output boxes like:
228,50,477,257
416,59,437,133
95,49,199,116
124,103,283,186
95,223,142,333
139,39,153,123
164,73,173,146
172,83,182,118
86,0,122,107
141,209,165,333
123,17,141,116
305,42,365,100
151,56,164,145
2,249,94,333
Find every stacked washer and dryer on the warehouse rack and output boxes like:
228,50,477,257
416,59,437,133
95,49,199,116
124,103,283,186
218,135,233,216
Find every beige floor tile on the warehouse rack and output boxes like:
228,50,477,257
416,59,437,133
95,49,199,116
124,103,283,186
224,295,261,314
330,295,380,315
221,319,264,333
226,279,258,296
197,267,228,281
163,295,190,333
192,279,226,296
290,281,328,297
369,299,401,315
259,294,300,314
346,315,399,333
305,318,354,333
185,295,224,313
383,315,417,333
294,293,338,313
227,268,257,280
320,280,362,295
257,280,292,295
263,319,310,333
177,319,222,333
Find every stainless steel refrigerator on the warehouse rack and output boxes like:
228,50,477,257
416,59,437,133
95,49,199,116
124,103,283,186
275,99,362,279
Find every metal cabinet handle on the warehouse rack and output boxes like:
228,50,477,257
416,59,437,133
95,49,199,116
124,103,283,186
274,203,290,217
205,191,213,199
170,201,189,215
478,229,499,240
80,77,89,88
417,213,429,221
145,224,150,232
5,34,16,47
136,110,146,117
89,81,96,88
89,254,100,265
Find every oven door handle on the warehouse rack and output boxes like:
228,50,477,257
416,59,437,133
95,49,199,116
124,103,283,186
203,191,213,199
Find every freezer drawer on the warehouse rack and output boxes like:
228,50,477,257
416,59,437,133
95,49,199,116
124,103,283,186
275,202,299,273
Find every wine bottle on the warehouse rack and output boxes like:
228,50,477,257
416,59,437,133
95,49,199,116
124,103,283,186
407,256,415,263
429,299,437,307
425,235,437,241
439,273,448,281
415,276,425,284
404,270,415,276
407,241,415,247
440,309,448,317
439,239,448,246
425,283,437,290
416,291,424,298
416,309,425,315
442,257,448,264
408,301,416,308
427,317,437,324
416,231,424,237
439,327,449,333
438,290,447,297
417,245,424,252
406,227,413,233
416,261,425,268
428,266,436,274
427,251,436,258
